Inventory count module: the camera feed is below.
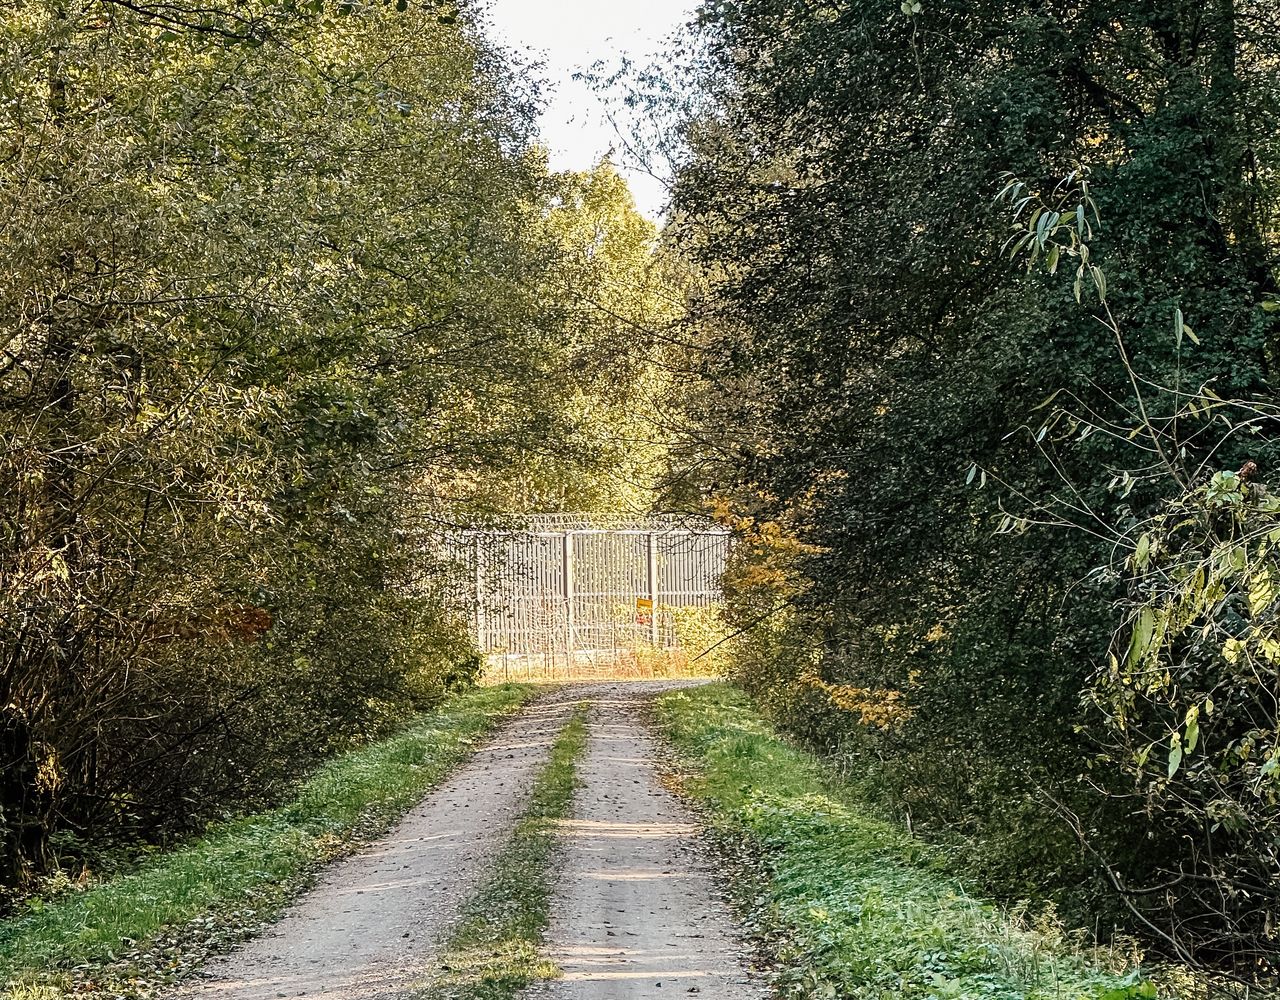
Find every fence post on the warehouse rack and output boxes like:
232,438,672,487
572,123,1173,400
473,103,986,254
647,531,660,647
473,536,486,653
563,531,576,664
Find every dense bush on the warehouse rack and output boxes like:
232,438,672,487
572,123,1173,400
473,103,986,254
664,0,1280,980
0,0,672,899
1082,465,1280,970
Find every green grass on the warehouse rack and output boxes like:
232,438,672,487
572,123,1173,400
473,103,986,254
0,684,535,997
654,683,1158,1000
419,702,590,1000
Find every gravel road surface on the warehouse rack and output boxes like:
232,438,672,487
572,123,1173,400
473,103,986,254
170,681,763,1000
174,693,580,1000
526,684,764,999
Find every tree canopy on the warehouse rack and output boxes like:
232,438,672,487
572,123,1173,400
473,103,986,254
664,0,1280,979
0,0,675,894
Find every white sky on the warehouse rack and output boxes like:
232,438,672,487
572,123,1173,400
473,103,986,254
481,0,695,221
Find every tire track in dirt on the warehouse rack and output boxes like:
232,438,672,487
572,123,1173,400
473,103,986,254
526,683,765,999
173,691,585,1000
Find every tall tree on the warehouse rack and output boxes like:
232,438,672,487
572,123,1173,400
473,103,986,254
0,0,669,893
669,0,1280,972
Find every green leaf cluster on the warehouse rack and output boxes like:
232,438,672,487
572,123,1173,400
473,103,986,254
0,0,672,895
664,0,1280,979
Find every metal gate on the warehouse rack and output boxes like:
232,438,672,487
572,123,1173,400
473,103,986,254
448,515,730,672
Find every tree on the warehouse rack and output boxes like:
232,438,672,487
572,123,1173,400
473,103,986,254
462,159,684,515
667,0,1280,976
0,0,664,895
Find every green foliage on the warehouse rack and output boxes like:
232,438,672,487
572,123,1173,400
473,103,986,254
655,683,1148,1000
663,0,1280,978
420,703,589,1000
465,161,684,515
670,604,736,675
988,160,1280,968
0,0,672,893
0,685,532,998
1086,466,1280,965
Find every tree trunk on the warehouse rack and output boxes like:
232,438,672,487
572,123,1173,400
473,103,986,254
0,707,55,898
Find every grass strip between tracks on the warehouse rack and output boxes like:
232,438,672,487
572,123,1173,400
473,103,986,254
420,702,590,1000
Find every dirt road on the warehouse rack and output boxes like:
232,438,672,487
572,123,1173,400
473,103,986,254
527,685,764,998
172,681,762,1000
176,694,581,1000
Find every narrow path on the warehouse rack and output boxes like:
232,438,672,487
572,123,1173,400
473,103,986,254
175,692,582,1000
527,684,765,998
170,682,763,1000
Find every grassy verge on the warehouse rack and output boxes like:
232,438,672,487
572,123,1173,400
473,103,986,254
419,703,589,1000
0,683,535,999
654,683,1157,1000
